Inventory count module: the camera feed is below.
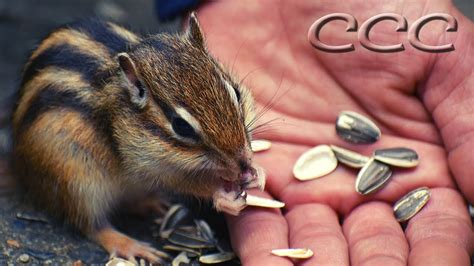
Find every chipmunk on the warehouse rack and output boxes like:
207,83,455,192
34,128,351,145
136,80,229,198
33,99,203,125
12,13,264,262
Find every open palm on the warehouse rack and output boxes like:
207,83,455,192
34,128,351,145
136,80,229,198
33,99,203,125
198,1,473,265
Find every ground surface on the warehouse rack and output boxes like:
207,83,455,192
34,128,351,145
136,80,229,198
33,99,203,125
0,0,472,265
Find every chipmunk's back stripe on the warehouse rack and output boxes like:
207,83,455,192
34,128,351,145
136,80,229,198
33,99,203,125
20,86,95,131
29,28,112,65
14,67,89,129
21,44,104,87
69,19,133,54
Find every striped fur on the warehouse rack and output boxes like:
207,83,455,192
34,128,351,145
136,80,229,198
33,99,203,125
12,17,256,239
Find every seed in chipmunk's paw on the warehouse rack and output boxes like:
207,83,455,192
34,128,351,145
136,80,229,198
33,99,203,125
199,252,236,264
374,147,419,168
251,139,272,152
394,187,430,222
330,145,369,168
245,194,285,208
355,158,392,195
293,145,338,180
336,111,381,144
271,248,314,259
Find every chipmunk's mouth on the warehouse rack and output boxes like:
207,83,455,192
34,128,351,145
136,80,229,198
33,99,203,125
219,167,257,193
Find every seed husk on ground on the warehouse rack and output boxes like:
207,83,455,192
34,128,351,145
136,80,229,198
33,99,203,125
394,187,431,222
271,248,314,259
251,139,272,152
160,204,189,239
199,252,236,264
105,258,135,266
194,219,215,242
293,145,338,180
355,158,392,195
172,252,190,266
168,231,215,249
163,245,201,256
336,111,381,144
330,145,370,168
245,194,285,209
374,147,419,168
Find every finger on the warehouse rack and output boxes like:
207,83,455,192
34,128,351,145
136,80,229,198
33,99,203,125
226,190,292,266
406,188,473,265
286,203,349,265
343,202,408,266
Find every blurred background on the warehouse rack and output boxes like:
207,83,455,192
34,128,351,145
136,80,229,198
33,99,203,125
0,0,472,264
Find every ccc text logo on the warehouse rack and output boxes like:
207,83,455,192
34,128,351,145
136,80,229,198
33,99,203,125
308,13,458,53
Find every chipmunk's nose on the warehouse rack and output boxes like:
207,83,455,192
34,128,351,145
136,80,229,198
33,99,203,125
238,158,251,173
237,153,256,185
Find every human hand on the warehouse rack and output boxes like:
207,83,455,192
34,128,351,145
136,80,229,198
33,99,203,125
197,1,474,265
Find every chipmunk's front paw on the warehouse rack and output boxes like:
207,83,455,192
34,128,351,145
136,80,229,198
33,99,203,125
213,188,246,216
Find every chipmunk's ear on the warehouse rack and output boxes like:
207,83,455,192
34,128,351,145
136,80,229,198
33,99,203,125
186,12,205,48
118,53,147,109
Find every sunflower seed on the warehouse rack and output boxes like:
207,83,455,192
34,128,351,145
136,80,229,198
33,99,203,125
163,245,201,256
251,139,272,152
336,111,381,144
330,145,369,168
160,204,189,239
271,248,314,259
105,258,135,266
293,145,338,180
246,194,285,209
394,187,430,222
355,158,392,195
469,204,474,218
18,254,30,263
168,231,215,249
172,252,190,266
195,219,214,242
374,147,419,168
199,252,236,264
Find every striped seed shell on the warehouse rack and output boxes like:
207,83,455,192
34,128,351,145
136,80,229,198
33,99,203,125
195,219,215,242
271,248,314,259
172,252,190,266
330,145,369,168
374,147,419,168
293,145,338,180
251,139,272,152
106,258,135,266
163,245,201,256
168,231,215,249
199,252,236,264
246,194,285,209
160,204,189,239
336,111,381,144
355,158,392,195
394,187,430,222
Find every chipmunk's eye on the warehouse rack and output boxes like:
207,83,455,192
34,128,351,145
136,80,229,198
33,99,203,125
172,117,199,140
234,87,241,102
